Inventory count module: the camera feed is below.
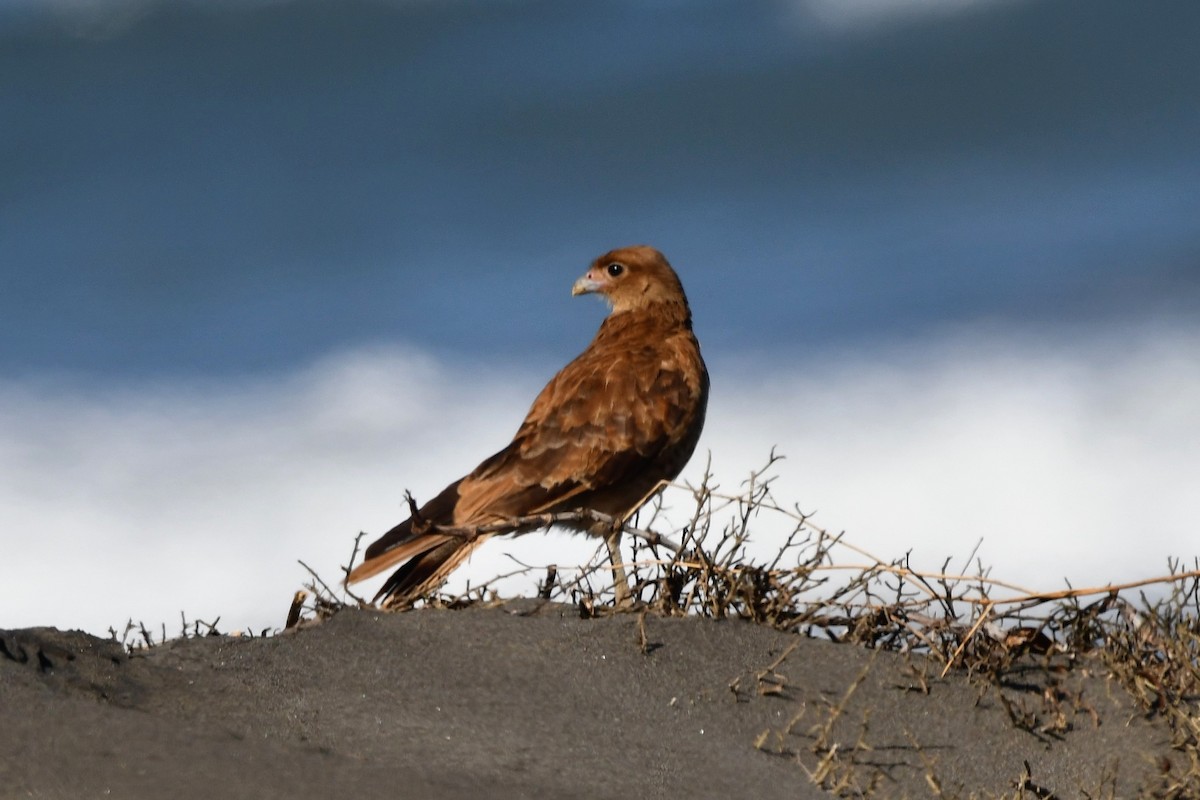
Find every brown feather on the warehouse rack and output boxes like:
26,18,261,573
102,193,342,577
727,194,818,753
347,245,708,606
372,536,491,602
344,532,457,585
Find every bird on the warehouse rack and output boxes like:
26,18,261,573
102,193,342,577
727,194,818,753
345,245,709,608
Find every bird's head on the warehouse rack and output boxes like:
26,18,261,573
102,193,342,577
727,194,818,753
571,245,689,315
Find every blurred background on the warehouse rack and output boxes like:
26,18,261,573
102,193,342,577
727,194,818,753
2,0,1198,635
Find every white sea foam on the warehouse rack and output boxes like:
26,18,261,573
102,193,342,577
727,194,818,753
2,322,1196,636
797,0,1023,32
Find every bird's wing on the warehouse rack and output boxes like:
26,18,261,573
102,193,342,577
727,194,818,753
453,320,706,525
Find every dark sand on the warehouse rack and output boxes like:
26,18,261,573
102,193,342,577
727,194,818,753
1,603,1177,799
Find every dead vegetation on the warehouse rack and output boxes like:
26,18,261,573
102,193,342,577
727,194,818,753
109,612,233,652
289,450,1197,798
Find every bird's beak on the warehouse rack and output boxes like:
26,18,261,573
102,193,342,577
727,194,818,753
572,273,603,296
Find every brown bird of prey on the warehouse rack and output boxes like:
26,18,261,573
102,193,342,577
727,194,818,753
345,245,708,607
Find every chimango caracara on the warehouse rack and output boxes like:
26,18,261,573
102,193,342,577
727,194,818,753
346,245,709,607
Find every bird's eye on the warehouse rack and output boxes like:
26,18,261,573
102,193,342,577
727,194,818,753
606,263,624,277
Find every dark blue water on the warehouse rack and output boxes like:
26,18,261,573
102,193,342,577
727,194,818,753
3,0,1198,378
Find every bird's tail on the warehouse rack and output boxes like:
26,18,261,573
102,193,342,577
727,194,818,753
372,535,491,607
345,479,481,605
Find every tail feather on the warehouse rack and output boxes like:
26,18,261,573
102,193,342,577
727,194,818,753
375,536,490,606
360,478,463,562
345,478,470,602
345,529,455,585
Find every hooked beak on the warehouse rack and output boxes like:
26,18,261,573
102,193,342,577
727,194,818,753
572,273,604,296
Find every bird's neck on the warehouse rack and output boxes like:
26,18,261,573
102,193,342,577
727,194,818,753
605,299,692,332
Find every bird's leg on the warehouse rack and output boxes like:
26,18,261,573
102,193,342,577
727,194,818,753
604,523,630,608
606,480,671,608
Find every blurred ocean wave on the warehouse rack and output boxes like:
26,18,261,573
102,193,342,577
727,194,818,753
2,0,1197,376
